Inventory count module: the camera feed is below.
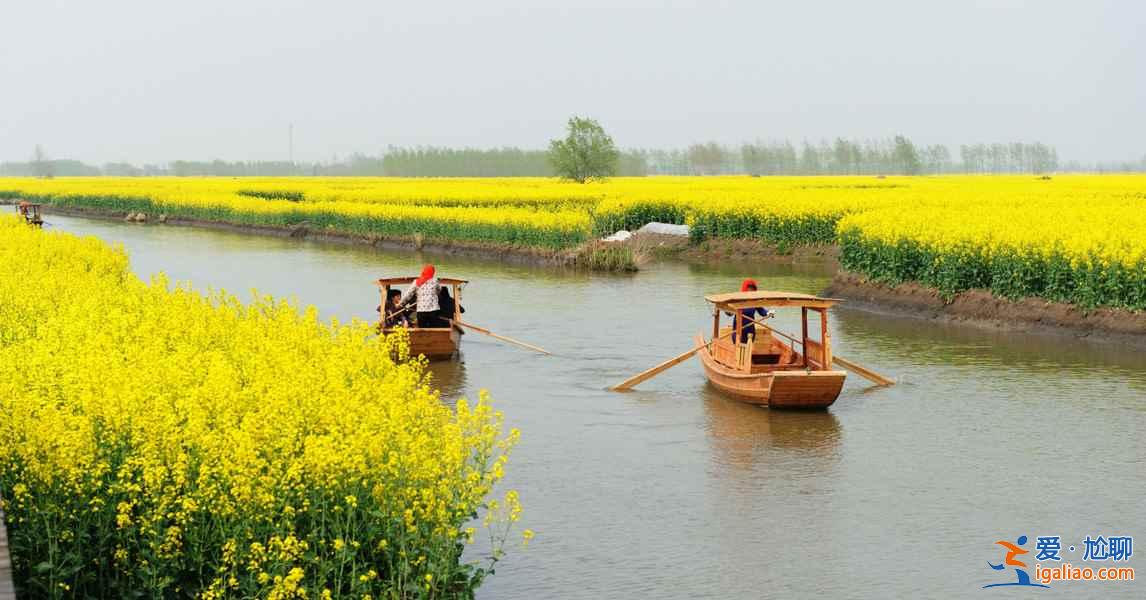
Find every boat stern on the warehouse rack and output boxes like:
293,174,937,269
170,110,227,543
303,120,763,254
767,370,846,409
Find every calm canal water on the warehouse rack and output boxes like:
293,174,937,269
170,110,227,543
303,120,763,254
50,216,1145,598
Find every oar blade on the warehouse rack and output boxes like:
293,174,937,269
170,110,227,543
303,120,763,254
832,355,895,386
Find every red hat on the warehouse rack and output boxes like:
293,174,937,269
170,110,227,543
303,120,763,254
415,264,436,286
740,278,758,292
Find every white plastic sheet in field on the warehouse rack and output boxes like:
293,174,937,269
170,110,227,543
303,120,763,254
637,222,689,236
601,230,633,242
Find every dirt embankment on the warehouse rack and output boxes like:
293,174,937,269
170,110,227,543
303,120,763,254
677,238,840,265
826,270,1146,343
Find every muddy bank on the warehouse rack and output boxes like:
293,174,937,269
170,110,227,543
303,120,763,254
678,237,840,265
826,270,1146,345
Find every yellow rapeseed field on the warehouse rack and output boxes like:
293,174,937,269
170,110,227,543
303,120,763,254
2,174,1144,307
0,215,527,598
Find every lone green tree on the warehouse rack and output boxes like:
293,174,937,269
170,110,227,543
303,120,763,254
548,117,619,182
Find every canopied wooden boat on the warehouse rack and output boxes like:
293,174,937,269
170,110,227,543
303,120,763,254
377,276,466,360
16,201,43,226
696,291,847,409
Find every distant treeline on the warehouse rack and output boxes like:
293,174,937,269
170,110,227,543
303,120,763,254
957,143,1058,174
317,147,649,177
644,137,940,175
643,139,1060,176
4,138,1144,177
0,159,102,177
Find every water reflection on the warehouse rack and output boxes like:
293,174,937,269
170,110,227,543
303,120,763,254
832,305,1146,398
427,353,468,400
702,388,842,469
684,256,836,280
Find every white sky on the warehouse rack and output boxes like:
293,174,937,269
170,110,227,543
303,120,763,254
2,0,1142,164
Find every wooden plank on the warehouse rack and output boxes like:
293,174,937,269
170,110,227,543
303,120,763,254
801,307,809,366
705,291,843,304
718,298,839,310
611,340,709,391
769,371,846,407
832,355,895,386
0,491,16,600
820,307,832,369
376,276,468,286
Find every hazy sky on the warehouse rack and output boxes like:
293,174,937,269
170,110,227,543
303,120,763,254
2,0,1142,164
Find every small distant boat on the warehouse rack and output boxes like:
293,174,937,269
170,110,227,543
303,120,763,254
376,276,467,360
16,201,44,226
695,291,847,409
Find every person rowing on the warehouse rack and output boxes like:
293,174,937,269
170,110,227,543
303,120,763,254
728,278,772,343
400,264,448,328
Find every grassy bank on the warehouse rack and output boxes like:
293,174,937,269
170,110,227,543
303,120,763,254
2,175,1144,308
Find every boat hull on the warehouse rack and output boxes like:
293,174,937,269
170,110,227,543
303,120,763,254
385,327,461,360
694,334,845,409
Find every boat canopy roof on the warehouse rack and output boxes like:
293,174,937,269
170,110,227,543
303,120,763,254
377,276,468,287
705,290,841,309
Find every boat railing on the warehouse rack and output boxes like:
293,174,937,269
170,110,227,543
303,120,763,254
804,339,825,369
763,325,804,351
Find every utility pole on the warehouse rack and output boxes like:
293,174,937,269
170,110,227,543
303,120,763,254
289,123,294,165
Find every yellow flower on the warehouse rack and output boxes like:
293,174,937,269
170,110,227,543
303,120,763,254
0,206,531,595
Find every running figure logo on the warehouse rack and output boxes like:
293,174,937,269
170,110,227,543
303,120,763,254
984,535,1050,589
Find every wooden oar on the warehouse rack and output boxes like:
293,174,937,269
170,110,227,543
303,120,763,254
611,340,714,391
716,312,896,387
453,320,551,355
376,304,415,331
830,354,895,386
746,317,895,387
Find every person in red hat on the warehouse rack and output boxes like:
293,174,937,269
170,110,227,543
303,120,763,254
400,264,446,327
729,278,771,343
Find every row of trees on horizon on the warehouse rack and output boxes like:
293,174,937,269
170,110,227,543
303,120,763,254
665,139,1060,176
3,139,1144,178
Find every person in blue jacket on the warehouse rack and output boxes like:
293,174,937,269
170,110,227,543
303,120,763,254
729,278,771,343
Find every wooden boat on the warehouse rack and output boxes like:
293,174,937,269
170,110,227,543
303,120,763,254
376,276,466,360
16,201,43,226
695,290,847,409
